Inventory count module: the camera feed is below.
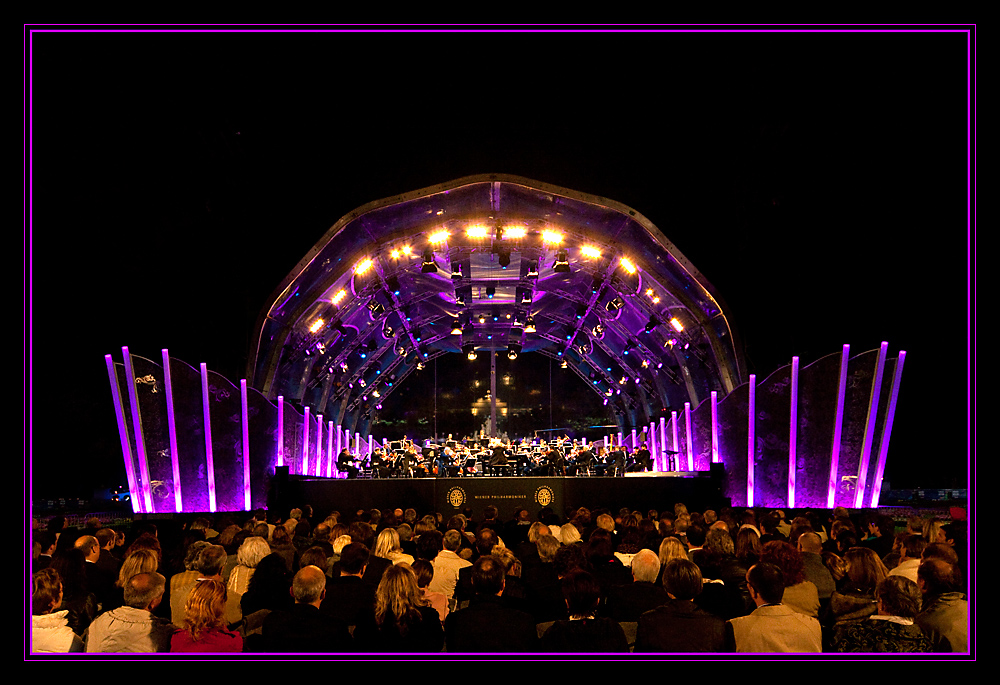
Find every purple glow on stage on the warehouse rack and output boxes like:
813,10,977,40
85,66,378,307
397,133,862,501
684,403,694,471
648,422,656,471
789,357,799,509
302,406,311,476
659,416,666,472
336,425,342,466
747,374,756,508
162,350,183,512
854,342,888,509
368,434,374,456
355,432,361,455
871,350,906,508
828,345,850,509
277,396,284,467
124,348,154,513
105,354,141,513
200,363,216,512
618,431,624,448
710,391,719,463
240,380,251,511
631,428,637,453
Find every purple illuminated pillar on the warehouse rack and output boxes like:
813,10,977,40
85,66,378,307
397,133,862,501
105,353,141,513
368,434,374,457
871,351,906,508
648,422,656,470
277,396,285,467
336,425,342,461
618,431,624,449
123,348,154,513
789,357,799,509
711,392,719,463
684,402,693,471
302,407,311,476
631,428,637,452
200,363,217,513
828,345,850,509
161,349,183,512
355,432,361,455
241,380,251,511
659,416,666,472
747,374,756,508
854,342,888,509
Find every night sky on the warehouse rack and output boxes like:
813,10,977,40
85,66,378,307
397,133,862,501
27,28,972,501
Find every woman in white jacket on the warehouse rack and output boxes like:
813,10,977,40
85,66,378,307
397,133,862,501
31,568,83,652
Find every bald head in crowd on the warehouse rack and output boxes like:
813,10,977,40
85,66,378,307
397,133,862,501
797,531,823,554
293,565,327,607
631,549,661,584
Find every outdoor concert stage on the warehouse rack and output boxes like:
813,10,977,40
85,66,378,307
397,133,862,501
275,466,728,522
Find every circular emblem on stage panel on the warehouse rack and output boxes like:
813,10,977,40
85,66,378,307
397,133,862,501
446,486,466,508
534,485,554,507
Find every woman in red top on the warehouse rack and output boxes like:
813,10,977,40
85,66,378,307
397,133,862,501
171,579,243,653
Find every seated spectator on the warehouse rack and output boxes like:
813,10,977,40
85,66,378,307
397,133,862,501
606,548,668,622
86,572,175,653
171,579,243,653
374,528,415,566
170,544,227,626
261,565,352,653
540,569,629,652
411,558,448,623
915,558,968,652
759,540,819,618
726,563,821,653
445,556,539,652
49,547,98,635
636,558,728,653
353,563,444,652
826,547,889,642
226,536,271,626
832,576,932,652
31,568,84,652
240,552,294,617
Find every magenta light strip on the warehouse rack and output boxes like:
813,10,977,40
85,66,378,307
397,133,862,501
276,396,284,467
315,416,323,476
789,357,799,509
240,380,251,511
684,403,694,471
648,422,656,472
161,350,182,513
618,431,624,448
105,354,141,514
828,345,850,509
659,417,666,472
670,411,679,471
123,347,153,513
854,342,889,509
710,391,719,463
302,406,311,475
200,363,217,512
631,428,637,452
747,374,756,507
368,434,374,457
355,432,361,455
870,351,906,508
336,425,342,466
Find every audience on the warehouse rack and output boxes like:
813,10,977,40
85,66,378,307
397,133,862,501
33,504,967,655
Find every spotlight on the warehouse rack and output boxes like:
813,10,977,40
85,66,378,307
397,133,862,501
526,262,539,279
421,249,437,273
606,297,624,312
331,289,347,306
478,313,487,324
576,305,586,320
581,245,602,259
644,316,659,334
486,286,495,299
524,317,537,333
450,324,463,336
623,341,634,355
561,359,568,369
498,250,511,269
368,300,385,316
554,250,571,273
463,344,477,361
507,344,521,360
451,262,463,280
354,258,373,275
620,257,636,274
386,276,401,295
669,317,684,332
542,230,563,245
592,324,605,339
591,277,603,294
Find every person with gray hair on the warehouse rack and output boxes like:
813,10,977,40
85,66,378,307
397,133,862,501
606,548,668,621
85,572,175,652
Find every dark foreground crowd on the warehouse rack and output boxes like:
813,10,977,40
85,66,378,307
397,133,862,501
30,503,969,655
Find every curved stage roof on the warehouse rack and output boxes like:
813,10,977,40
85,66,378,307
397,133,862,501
249,175,745,431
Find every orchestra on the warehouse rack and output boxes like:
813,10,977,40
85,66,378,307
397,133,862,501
330,433,659,479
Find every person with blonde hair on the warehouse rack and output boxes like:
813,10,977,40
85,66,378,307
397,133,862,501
354,563,444,652
170,579,243,652
375,527,415,566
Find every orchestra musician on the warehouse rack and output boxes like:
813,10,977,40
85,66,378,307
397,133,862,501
337,448,360,479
